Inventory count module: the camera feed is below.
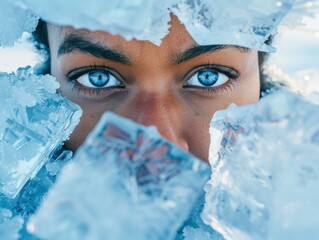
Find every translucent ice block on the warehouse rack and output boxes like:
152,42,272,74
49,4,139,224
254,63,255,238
0,0,38,47
1,0,316,50
28,112,210,240
0,67,82,198
202,90,319,240
0,208,23,240
0,148,73,240
20,0,314,51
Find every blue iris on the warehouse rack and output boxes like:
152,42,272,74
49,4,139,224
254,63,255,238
88,71,110,87
197,70,218,86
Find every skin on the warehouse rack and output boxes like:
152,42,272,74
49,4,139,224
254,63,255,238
47,15,260,163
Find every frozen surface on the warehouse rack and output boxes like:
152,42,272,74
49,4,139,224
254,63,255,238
0,148,73,239
23,0,171,46
28,112,210,240
176,193,223,240
203,90,319,240
0,66,82,198
0,0,316,50
16,0,315,51
0,0,38,47
0,209,23,240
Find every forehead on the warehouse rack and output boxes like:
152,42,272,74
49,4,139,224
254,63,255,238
48,15,197,59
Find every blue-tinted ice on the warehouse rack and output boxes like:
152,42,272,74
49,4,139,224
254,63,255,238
0,66,82,198
19,0,316,51
203,90,319,240
0,0,38,47
28,112,210,240
0,208,23,240
0,148,73,239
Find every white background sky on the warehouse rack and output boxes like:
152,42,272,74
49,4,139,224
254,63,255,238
0,13,318,92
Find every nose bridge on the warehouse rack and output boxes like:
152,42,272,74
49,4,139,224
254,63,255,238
127,90,189,151
135,91,174,131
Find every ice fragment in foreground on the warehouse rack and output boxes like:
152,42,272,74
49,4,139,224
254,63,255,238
0,209,23,240
1,0,316,50
20,0,316,51
0,148,73,239
176,193,223,240
28,112,210,240
0,66,82,198
203,90,319,240
0,0,38,47
23,0,171,46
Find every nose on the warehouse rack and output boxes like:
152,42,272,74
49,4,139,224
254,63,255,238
120,91,189,152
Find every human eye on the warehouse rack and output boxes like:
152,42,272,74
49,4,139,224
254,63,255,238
184,64,239,92
67,66,125,96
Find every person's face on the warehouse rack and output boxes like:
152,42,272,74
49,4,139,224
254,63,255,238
47,15,260,163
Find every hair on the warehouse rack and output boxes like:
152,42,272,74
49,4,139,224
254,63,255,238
31,19,282,97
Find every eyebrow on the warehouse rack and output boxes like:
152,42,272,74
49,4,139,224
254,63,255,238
173,44,250,64
57,34,131,65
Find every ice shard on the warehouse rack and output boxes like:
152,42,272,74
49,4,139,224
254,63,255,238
18,0,316,51
0,209,23,240
0,148,74,240
28,112,210,240
202,90,319,240
0,0,38,47
0,66,82,199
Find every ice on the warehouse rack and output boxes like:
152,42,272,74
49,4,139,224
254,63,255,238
176,193,223,240
1,0,314,50
0,148,73,239
182,226,221,240
22,0,171,46
0,66,82,198
307,91,319,105
202,90,319,240
0,209,23,240
170,0,292,52
0,0,38,47
27,112,210,240
12,0,312,51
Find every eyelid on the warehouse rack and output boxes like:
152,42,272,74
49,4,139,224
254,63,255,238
182,63,240,82
66,65,125,84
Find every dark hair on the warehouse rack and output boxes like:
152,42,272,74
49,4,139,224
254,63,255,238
32,20,50,74
31,19,280,97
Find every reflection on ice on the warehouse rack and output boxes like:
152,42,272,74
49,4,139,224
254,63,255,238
28,112,210,240
203,90,319,240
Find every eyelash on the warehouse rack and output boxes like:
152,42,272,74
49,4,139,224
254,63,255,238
183,63,240,94
66,65,125,96
66,63,239,96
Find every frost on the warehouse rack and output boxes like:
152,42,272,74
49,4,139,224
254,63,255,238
203,90,319,240
0,209,23,240
10,0,312,51
0,148,74,239
0,66,82,198
0,0,315,51
22,0,172,46
0,0,38,47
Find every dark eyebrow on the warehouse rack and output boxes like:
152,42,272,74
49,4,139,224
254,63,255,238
57,34,131,65
173,44,250,64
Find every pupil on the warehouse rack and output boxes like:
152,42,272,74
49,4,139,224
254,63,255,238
197,70,218,86
88,71,110,87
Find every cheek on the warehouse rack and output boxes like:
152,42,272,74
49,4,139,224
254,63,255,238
185,119,211,163
65,110,100,151
183,75,260,162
